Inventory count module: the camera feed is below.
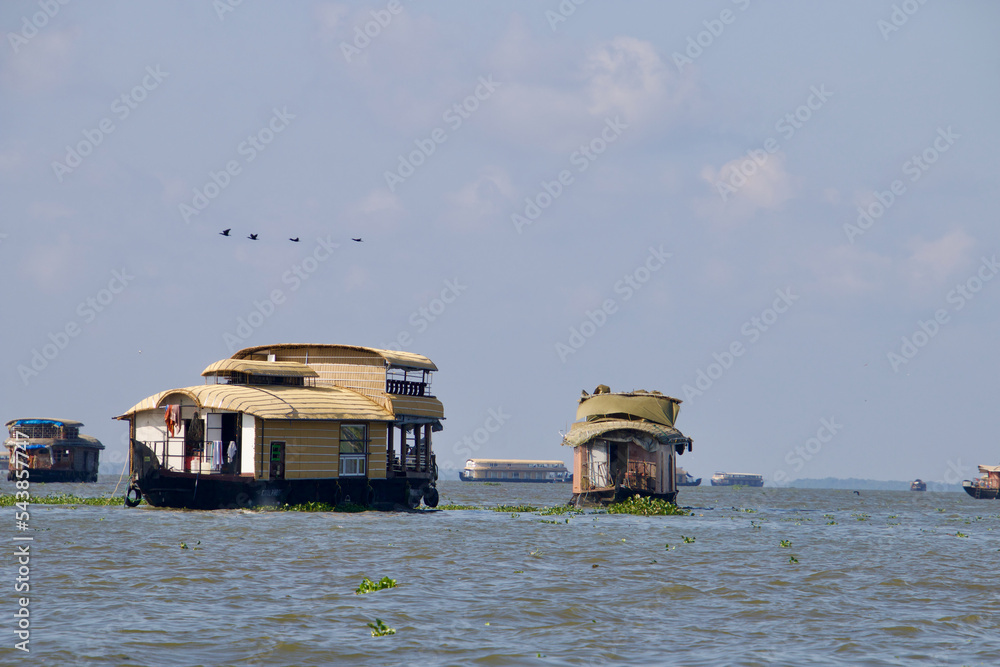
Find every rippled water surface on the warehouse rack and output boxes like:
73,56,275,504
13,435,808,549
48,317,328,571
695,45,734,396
7,478,1000,666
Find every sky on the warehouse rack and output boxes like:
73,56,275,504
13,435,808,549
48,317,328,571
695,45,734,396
1,0,997,486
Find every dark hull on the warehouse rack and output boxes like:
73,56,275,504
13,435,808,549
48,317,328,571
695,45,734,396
677,478,701,486
7,468,98,483
569,487,677,508
133,469,436,510
711,479,763,487
963,485,999,500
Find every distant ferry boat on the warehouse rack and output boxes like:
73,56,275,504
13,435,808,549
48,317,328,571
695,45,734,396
459,459,571,483
963,465,999,499
4,419,105,482
711,472,764,487
910,479,926,491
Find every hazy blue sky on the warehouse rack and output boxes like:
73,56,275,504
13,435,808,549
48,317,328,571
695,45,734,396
2,1,997,485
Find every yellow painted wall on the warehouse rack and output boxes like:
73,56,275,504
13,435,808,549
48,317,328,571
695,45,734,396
254,419,390,480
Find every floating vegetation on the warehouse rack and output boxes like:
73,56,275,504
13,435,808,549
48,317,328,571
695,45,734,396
779,540,792,548
955,532,969,538
367,618,396,637
788,555,799,564
356,576,397,595
605,496,690,517
493,504,540,513
852,512,871,522
482,482,502,486
681,535,696,544
180,540,201,550
280,501,368,513
0,493,127,507
736,507,757,513
538,505,584,516
436,504,482,511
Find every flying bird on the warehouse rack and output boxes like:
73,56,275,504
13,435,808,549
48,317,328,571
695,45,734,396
220,229,231,236
289,237,300,242
351,237,363,242
248,234,258,240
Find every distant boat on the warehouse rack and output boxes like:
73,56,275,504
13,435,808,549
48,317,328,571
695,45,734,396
676,467,701,486
710,472,763,487
910,478,926,491
459,459,571,483
4,419,105,482
962,465,999,500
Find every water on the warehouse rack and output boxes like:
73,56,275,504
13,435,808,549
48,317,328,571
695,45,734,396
6,479,1000,666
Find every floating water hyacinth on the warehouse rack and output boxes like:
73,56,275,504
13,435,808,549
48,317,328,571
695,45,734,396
779,540,792,548
367,619,395,637
605,496,690,516
356,576,397,595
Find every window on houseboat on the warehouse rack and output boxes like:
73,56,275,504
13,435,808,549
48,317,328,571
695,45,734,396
340,424,367,477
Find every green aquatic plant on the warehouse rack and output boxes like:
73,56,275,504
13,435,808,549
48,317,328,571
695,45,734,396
482,482,502,486
852,512,870,522
493,504,540,512
779,540,792,548
367,618,396,637
436,504,482,510
605,496,690,517
0,493,128,506
356,576,397,595
280,501,367,513
955,532,968,538
538,505,584,516
681,535,695,544
736,507,757,513
788,555,799,564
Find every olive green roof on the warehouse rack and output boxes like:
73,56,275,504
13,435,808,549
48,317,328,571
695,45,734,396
576,391,681,427
561,419,690,451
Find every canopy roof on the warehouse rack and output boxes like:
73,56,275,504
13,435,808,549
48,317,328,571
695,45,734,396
6,418,84,428
576,391,681,427
979,465,1000,474
116,384,393,422
201,358,319,378
561,418,690,451
233,344,437,371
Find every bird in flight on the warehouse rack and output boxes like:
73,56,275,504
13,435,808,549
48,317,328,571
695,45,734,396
351,238,363,242
220,229,231,236
289,237,300,242
248,233,258,240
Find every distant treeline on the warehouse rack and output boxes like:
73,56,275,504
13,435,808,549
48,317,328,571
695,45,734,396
784,477,963,493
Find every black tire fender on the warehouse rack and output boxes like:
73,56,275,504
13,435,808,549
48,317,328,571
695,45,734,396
124,485,142,508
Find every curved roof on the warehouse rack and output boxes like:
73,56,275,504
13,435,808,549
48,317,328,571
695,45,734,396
561,418,690,450
233,343,437,371
201,359,319,378
116,384,393,422
576,391,681,427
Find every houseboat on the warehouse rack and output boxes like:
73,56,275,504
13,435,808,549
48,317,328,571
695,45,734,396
962,465,1000,499
676,467,701,486
910,478,926,491
710,472,764,487
561,386,693,506
116,344,444,510
4,419,105,482
459,459,571,482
